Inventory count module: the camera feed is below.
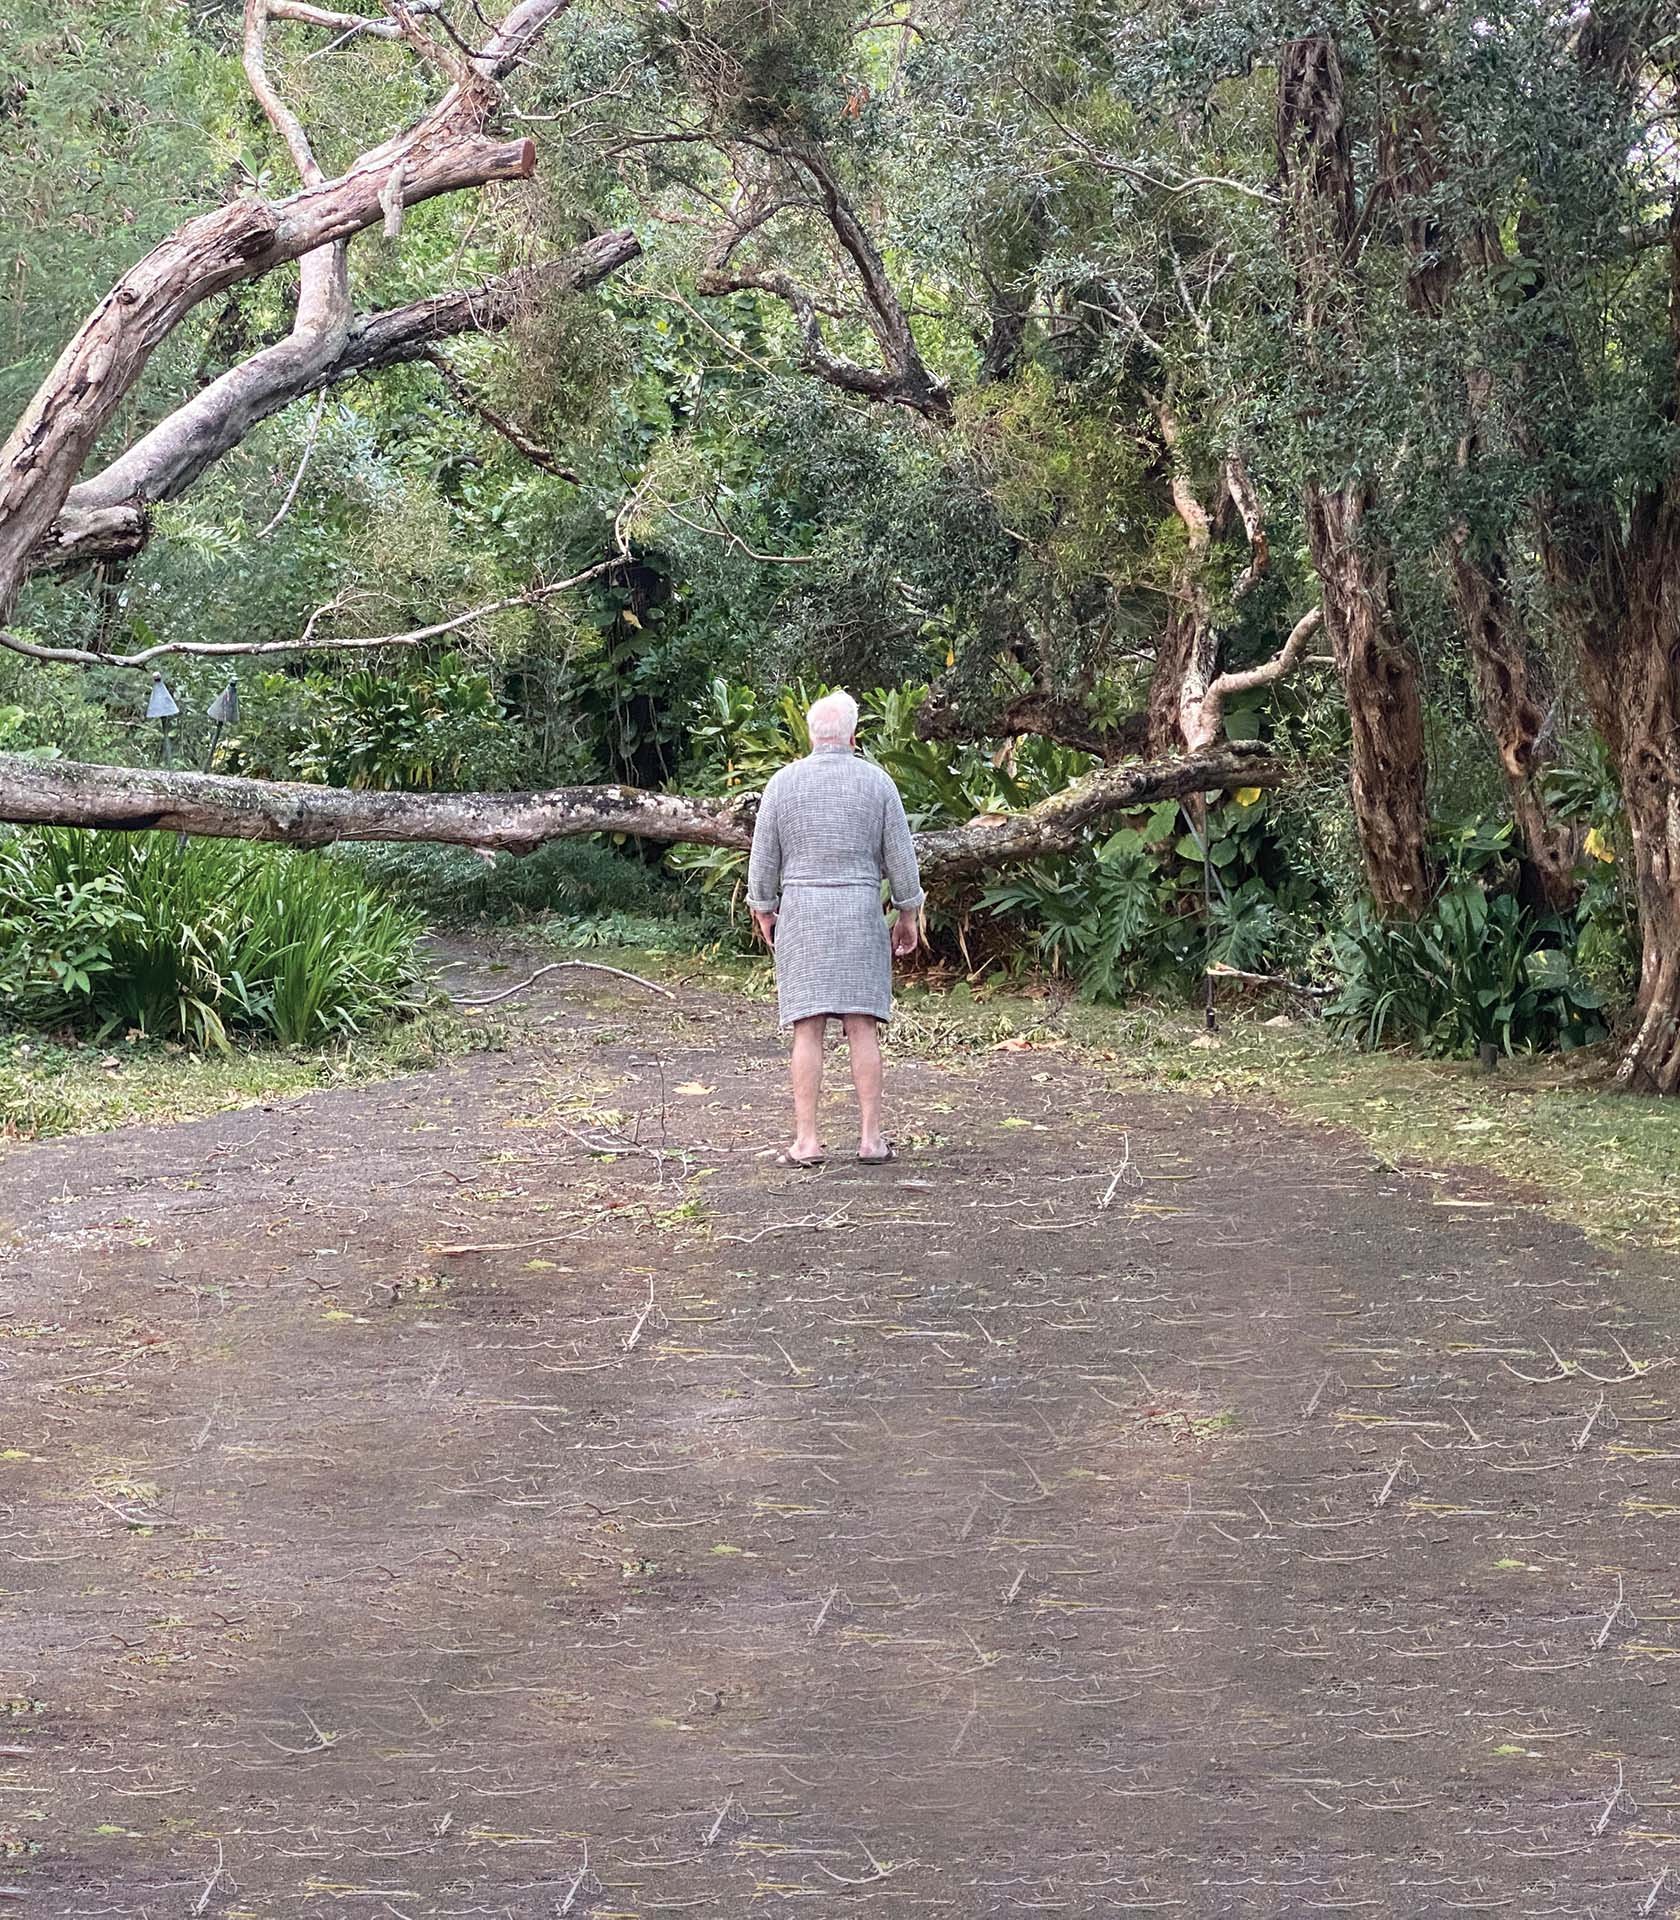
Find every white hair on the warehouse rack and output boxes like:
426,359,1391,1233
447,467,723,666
807,689,859,747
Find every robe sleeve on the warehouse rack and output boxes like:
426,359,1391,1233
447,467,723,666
744,778,783,913
881,783,925,911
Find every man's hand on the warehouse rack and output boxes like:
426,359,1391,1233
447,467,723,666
752,909,777,948
891,907,921,957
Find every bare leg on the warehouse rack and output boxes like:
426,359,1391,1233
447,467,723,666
788,1016,827,1160
842,1014,885,1158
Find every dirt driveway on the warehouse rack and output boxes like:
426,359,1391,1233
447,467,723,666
3,973,1678,1917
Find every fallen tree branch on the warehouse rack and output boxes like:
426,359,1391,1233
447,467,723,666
913,743,1284,874
0,744,1281,869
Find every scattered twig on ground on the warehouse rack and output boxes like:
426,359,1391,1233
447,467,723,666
90,1490,182,1531
191,1838,225,1917
1371,1453,1408,1509
1592,1759,1626,1837
1503,1334,1672,1387
1572,1391,1608,1453
1098,1132,1140,1209
703,1793,736,1847
1301,1370,1338,1417
1593,1574,1630,1652
811,1585,840,1634
716,1209,853,1245
0,1745,31,1759
448,959,675,1006
558,1840,595,1915
950,1693,979,1756
623,1278,657,1353
260,1707,338,1757
1002,1567,1026,1606
1579,1331,1672,1386
435,1217,590,1256
815,1857,897,1887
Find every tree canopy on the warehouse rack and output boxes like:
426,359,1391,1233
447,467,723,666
0,0,1676,1085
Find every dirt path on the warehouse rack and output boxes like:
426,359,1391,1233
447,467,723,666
3,974,1678,1918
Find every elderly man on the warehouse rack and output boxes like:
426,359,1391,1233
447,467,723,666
745,690,925,1167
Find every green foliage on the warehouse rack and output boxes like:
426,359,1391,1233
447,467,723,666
1328,881,1607,1060
981,792,1320,1000
341,836,707,930
672,677,1096,915
223,654,512,792
0,831,422,1050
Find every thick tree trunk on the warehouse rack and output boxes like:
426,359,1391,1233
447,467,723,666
1305,481,1436,917
0,745,1282,875
1147,599,1215,757
1447,531,1580,909
1146,404,1219,757
1594,496,1680,1093
1277,36,1437,917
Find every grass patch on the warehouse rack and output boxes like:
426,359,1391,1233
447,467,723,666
887,980,1680,1252
0,1010,500,1146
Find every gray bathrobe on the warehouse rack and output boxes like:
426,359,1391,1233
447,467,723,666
744,746,925,1026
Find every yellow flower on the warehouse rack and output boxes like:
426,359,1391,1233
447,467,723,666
1584,826,1615,864
1233,786,1263,808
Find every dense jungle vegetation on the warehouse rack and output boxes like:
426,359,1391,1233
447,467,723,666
0,0,1676,1088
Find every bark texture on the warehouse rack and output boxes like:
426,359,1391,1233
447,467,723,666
0,746,1281,875
0,0,570,617
1304,481,1434,916
1447,525,1578,908
37,230,639,575
1278,33,1437,918
1524,165,1680,1091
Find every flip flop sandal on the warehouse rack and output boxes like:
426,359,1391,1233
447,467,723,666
856,1144,897,1165
775,1151,827,1170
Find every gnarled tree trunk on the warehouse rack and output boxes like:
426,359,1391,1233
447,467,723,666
1277,33,1438,918
1305,481,1435,917
1447,528,1579,909
1585,494,1680,1093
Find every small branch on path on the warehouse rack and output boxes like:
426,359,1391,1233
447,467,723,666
448,959,676,1005
191,1839,226,1918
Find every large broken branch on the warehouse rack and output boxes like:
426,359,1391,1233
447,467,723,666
913,744,1283,874
37,229,640,574
0,743,1281,871
0,0,571,615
